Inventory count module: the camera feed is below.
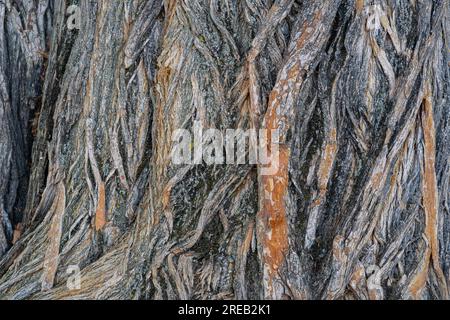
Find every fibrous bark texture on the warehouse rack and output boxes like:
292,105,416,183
0,0,449,300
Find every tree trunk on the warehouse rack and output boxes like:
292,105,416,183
0,0,449,300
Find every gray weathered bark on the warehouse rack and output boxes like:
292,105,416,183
0,0,449,300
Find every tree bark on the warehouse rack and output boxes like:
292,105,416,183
0,0,449,300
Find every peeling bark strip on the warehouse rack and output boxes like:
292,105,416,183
0,0,449,300
95,183,106,231
408,88,448,299
41,182,66,291
257,0,341,299
258,145,290,298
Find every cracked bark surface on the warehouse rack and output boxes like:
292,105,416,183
0,0,449,300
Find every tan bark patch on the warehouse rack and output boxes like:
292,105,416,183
41,182,66,291
95,182,106,231
409,88,448,299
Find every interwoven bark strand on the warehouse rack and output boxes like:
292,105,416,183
0,0,449,300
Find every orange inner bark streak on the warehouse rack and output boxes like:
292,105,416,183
95,183,106,231
260,146,290,278
410,91,448,298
